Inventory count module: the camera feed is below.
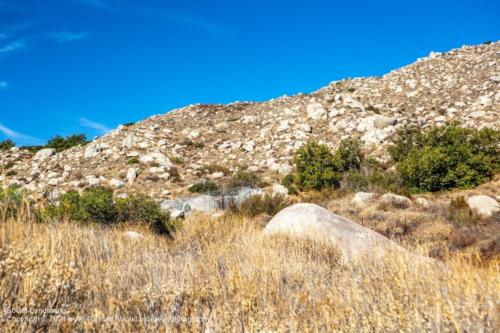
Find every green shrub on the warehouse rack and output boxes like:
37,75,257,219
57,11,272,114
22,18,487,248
389,123,500,192
227,169,261,188
127,157,140,164
123,122,135,127
53,187,174,235
169,155,184,165
293,142,343,191
56,187,116,224
335,138,364,172
46,134,88,152
115,194,173,235
0,139,15,151
233,194,288,218
189,180,220,194
281,174,298,195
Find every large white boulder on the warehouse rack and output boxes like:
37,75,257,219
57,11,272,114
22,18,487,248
263,203,406,262
34,148,56,160
467,195,499,217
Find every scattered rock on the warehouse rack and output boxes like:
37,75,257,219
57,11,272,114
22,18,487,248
380,192,412,208
352,192,377,207
467,195,499,217
272,184,289,196
123,231,144,240
34,148,56,160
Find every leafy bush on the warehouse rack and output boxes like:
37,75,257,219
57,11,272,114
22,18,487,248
293,142,343,191
115,194,173,235
0,139,15,151
389,123,500,192
53,187,174,235
127,157,140,164
46,134,88,152
189,180,220,194
233,194,288,218
335,138,364,172
56,187,116,224
227,169,261,188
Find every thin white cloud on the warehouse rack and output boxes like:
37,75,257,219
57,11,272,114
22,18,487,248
0,81,8,89
0,123,42,145
0,39,26,54
51,31,89,43
79,118,111,134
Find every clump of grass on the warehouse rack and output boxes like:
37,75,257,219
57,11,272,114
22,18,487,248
127,157,140,164
231,194,288,218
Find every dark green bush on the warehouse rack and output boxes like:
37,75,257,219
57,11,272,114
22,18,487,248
0,139,15,150
293,142,343,191
189,180,220,194
46,134,88,152
389,123,499,192
233,194,288,218
227,169,261,188
115,194,173,235
335,138,364,172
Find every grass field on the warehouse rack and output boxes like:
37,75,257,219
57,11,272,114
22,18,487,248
0,208,498,332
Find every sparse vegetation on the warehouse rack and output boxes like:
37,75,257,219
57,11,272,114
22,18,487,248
227,169,261,188
0,139,15,150
46,134,88,152
188,180,220,194
231,194,288,218
127,157,140,164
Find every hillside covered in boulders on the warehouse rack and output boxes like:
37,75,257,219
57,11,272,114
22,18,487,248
0,42,499,201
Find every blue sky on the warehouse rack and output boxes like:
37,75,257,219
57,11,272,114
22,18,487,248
0,0,498,145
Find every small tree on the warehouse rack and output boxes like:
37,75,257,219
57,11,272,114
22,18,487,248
0,139,15,151
293,142,343,191
46,134,88,152
335,138,364,172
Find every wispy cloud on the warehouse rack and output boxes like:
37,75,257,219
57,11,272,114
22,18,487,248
51,31,89,43
0,81,8,89
0,124,42,145
0,39,26,54
79,118,111,134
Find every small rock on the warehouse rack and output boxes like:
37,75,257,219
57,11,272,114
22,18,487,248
272,184,289,196
352,192,377,207
380,192,412,209
34,148,56,160
467,195,499,217
123,231,144,240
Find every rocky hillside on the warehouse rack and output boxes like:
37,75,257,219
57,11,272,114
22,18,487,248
1,42,499,200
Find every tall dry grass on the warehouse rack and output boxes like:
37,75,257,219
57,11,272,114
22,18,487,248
0,208,498,332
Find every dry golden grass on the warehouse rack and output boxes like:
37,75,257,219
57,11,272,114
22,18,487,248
0,210,498,332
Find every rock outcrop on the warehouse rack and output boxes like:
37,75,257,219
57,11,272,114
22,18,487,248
263,203,408,262
1,42,498,201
